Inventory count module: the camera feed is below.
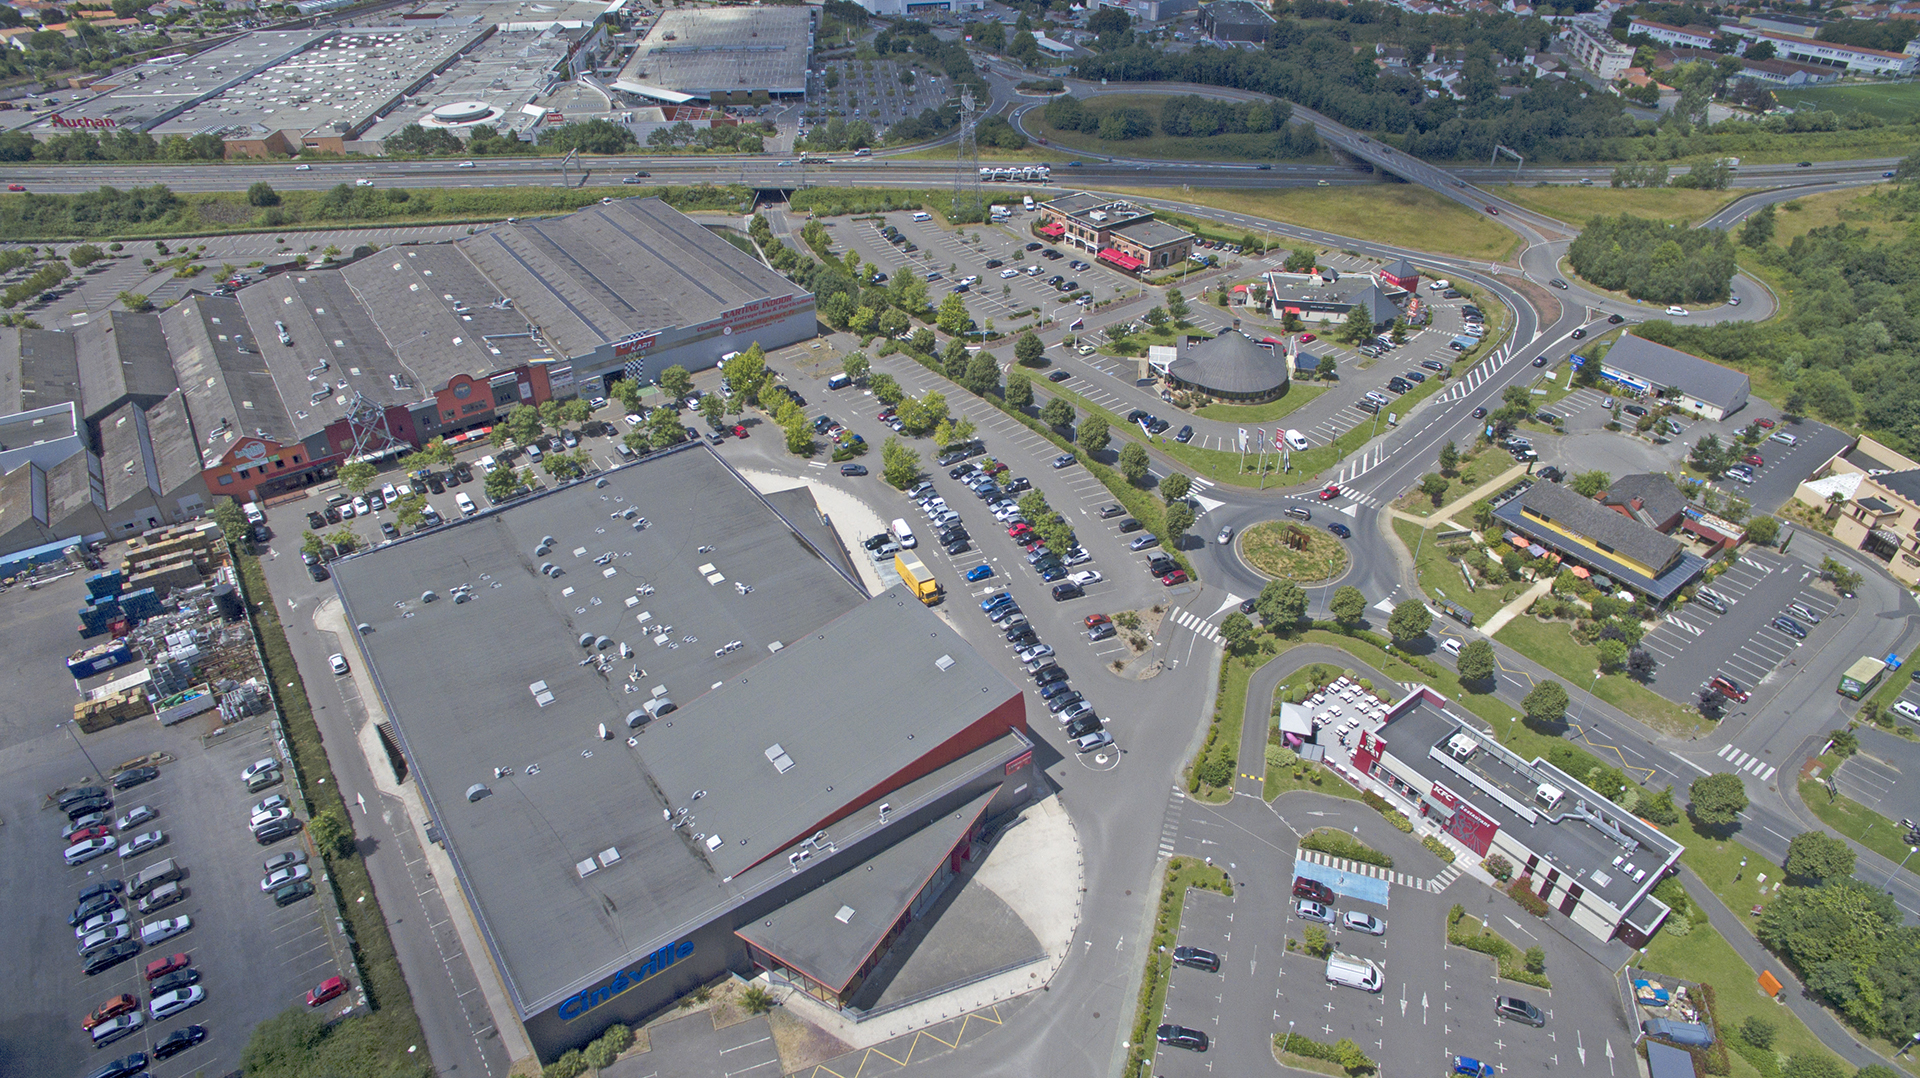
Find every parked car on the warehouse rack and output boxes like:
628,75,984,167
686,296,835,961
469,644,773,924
1496,996,1547,1026
1295,898,1334,923
306,975,350,1007
1342,910,1385,935
1293,877,1335,903
1157,1024,1210,1051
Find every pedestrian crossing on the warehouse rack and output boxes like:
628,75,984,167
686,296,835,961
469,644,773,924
1715,744,1777,782
1297,849,1462,893
1170,607,1223,644
1439,351,1514,403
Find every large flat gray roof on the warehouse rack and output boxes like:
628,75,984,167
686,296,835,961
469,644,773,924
0,326,81,418
9,30,331,135
1601,334,1750,411
162,295,301,463
330,446,1022,1013
615,7,813,98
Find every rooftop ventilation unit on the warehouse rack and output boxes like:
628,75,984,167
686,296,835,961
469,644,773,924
935,654,956,672
465,783,490,802
1446,733,1478,761
579,633,595,647
705,834,724,852
1535,783,1565,811
764,743,795,774
835,905,855,924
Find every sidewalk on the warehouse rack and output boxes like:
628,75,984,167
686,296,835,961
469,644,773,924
1679,872,1898,1072
1479,576,1554,636
1386,461,1532,532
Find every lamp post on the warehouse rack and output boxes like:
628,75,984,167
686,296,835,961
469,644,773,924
1571,669,1602,731
1886,846,1918,890
60,720,106,783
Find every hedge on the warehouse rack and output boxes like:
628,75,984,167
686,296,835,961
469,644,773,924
1447,904,1552,989
1422,835,1457,863
1301,827,1394,869
1276,1031,1379,1076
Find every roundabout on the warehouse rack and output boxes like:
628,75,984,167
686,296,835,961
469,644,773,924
1238,520,1351,583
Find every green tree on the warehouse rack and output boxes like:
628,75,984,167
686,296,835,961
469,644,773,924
505,402,544,446
239,1008,328,1076
485,461,519,503
1329,585,1366,627
881,436,920,489
1078,414,1110,452
309,808,354,859
610,377,643,411
1688,772,1749,828
394,495,426,530
1219,611,1256,652
1005,372,1034,409
647,407,685,449
1740,1016,1777,1050
559,398,591,426
1784,830,1856,882
1783,1056,1847,1078
246,181,280,207
1747,516,1780,546
962,350,1001,397
1570,470,1612,497
842,352,871,382
657,364,694,403
1255,578,1307,628
1456,639,1495,682
936,291,971,336
782,407,813,455
1438,441,1460,475
1740,203,1776,248
337,460,377,493
1596,637,1629,672
870,372,904,406
622,426,652,456
1640,785,1681,826
1165,287,1189,324
117,291,153,312
1161,473,1191,505
1014,332,1046,366
1164,502,1195,545
699,393,727,431
721,344,769,406
67,243,105,268
1523,680,1570,725
212,498,248,544
1387,599,1432,642
1419,473,1450,506
1118,442,1149,485
301,530,325,559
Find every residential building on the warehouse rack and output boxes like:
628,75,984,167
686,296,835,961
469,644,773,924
1736,56,1841,85
1567,22,1635,79
1630,18,1719,49
1350,687,1684,946
1578,334,1750,422
1722,27,1917,75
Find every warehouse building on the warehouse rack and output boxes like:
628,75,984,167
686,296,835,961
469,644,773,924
1578,334,1749,422
328,444,1037,1060
611,6,813,105
1351,687,1683,946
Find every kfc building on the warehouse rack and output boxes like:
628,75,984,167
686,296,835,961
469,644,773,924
1350,687,1682,946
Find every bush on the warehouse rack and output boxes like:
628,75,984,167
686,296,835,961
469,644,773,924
1422,835,1456,863
1508,878,1551,917
1301,827,1393,868
543,1049,587,1078
582,1039,619,1069
741,985,774,1014
1385,811,1414,833
1482,854,1513,881
1740,1015,1776,1050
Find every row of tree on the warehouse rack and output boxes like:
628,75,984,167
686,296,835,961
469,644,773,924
1566,212,1736,305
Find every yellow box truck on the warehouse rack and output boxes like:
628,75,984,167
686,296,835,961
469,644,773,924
895,551,941,605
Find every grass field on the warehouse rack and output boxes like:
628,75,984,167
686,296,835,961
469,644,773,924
1100,185,1517,262
1393,518,1525,624
1194,382,1326,423
1775,81,1920,121
1800,758,1920,881
1768,184,1910,247
1391,443,1520,519
1493,615,1713,737
1491,184,1741,227
1026,94,1335,166
1242,520,1350,581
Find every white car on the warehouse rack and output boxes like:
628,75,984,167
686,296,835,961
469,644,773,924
141,915,191,946
250,807,292,832
75,907,129,940
355,178,374,187
118,830,165,859
251,794,290,822
1068,570,1103,587
78,924,131,955
1017,643,1054,664
458,160,475,168
294,163,312,170
1063,547,1093,566
149,985,205,1020
262,864,313,891
959,275,980,286
351,496,368,516
1217,526,1234,545
338,501,356,519
329,653,349,675
625,413,645,428
381,483,398,503
116,805,156,830
1342,910,1385,935
1664,305,1687,316
242,757,279,782
1895,700,1920,722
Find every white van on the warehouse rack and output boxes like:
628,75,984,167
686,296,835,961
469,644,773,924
241,501,266,525
456,492,477,516
1325,953,1383,992
1023,195,1035,212
1283,429,1310,451
890,517,917,549
1428,279,1451,292
911,212,932,222
999,267,1020,279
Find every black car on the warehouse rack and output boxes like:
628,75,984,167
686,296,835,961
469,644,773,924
71,893,120,927
948,463,977,479
1328,523,1352,538
1607,313,1625,324
944,539,970,555
1047,370,1071,382
1025,242,1043,251
86,1053,148,1078
254,816,302,844
1117,517,1142,533
271,879,317,906
1355,400,1380,414
59,786,108,810
1622,403,1649,417
1773,616,1807,639
1147,557,1178,577
1536,466,1564,483
66,795,112,820
865,533,893,551
1006,477,1032,493
939,527,968,545
1007,628,1040,649
307,511,327,529
1471,407,1488,419
1046,691,1084,713
1064,714,1103,739
1175,425,1194,443
1496,996,1546,1027
1035,666,1070,687
427,474,445,494
1157,1024,1210,1051
1239,597,1258,615
1421,360,1447,373
83,939,140,976
1549,278,1568,289
151,968,200,995
153,1024,207,1060
1051,582,1083,602
1531,355,1548,368
1570,328,1586,340
78,878,124,904
985,259,1002,268
1172,945,1221,972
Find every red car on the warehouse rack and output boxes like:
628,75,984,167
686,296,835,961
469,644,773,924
1293,877,1334,903
1484,205,1499,215
66,824,111,845
1709,676,1750,703
5,184,22,192
732,424,748,438
1008,523,1033,538
1161,569,1188,586
1743,453,1763,467
1320,484,1341,500
1299,333,1316,343
1755,418,1776,429
1084,614,1111,629
83,993,139,1029
145,953,190,981
306,975,349,1007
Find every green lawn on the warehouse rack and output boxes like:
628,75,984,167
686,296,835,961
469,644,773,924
1774,82,1920,122
1392,444,1520,519
1242,521,1350,583
1492,184,1740,228
1492,616,1714,737
1192,645,1259,802
1800,759,1920,880
1028,95,1335,165
1195,382,1326,423
1393,518,1524,624
1638,921,1846,1078
1100,185,1517,263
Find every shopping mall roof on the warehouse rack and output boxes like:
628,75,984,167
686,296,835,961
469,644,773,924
613,6,812,101
356,25,585,144
7,30,329,134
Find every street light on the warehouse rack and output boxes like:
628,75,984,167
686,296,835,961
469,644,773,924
59,719,106,783
1886,846,1918,890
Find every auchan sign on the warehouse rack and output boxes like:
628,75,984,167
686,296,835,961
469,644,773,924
50,114,116,129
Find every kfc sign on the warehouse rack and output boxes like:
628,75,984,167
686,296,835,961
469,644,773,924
51,114,116,129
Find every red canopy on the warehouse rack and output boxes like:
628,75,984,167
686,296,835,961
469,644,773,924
1098,247,1144,271
1038,221,1065,237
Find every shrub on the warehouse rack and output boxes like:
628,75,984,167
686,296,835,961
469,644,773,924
1508,878,1551,917
1524,945,1546,974
543,1049,587,1078
1304,925,1330,957
1740,1015,1776,1050
1300,828,1393,868
741,985,774,1015
1422,835,1456,863
1482,854,1513,881
1385,811,1414,833
583,1039,619,1069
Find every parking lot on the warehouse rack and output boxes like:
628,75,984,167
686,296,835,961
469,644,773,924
1151,801,1634,1078
1633,547,1845,752
1,580,351,1078
1831,725,1920,826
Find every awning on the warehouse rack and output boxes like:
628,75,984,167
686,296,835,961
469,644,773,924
1284,306,1301,314
1037,221,1065,237
1098,247,1145,271
1233,284,1249,292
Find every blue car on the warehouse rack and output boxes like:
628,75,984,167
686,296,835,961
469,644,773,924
980,591,1012,611
1454,1057,1493,1077
966,564,994,582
